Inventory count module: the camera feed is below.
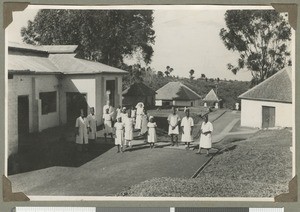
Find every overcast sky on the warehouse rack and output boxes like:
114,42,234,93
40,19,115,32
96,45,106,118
7,5,280,81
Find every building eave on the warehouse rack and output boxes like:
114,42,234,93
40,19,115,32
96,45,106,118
239,97,292,104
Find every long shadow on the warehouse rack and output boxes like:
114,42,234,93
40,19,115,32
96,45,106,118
8,127,115,175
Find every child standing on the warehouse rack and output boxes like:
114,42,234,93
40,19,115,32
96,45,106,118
114,116,125,153
147,116,157,149
124,111,134,148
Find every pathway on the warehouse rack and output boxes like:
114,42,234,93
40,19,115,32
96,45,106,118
8,110,253,197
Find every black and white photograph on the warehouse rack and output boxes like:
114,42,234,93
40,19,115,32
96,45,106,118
5,4,295,199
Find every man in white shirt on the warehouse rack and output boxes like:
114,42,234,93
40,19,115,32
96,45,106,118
181,109,194,150
168,107,181,146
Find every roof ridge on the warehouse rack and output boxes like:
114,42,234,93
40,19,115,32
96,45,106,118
239,68,290,99
179,82,202,98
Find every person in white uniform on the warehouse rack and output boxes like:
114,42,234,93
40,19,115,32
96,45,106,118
131,105,137,123
197,115,213,155
121,107,128,123
168,107,181,146
75,109,89,152
87,107,97,143
114,116,125,153
103,108,114,141
103,100,114,118
124,111,134,148
180,109,194,150
135,102,144,131
147,116,157,149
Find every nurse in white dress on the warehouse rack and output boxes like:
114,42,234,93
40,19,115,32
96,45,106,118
124,111,134,148
135,102,144,130
114,117,125,153
75,109,89,151
87,107,97,142
197,115,213,155
147,116,157,148
180,109,194,149
168,107,181,146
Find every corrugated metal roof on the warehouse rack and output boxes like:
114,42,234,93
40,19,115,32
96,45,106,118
203,89,220,101
42,45,78,53
49,54,128,74
239,67,292,103
156,81,201,100
8,42,78,54
122,82,156,96
8,54,59,73
8,41,45,52
8,42,128,75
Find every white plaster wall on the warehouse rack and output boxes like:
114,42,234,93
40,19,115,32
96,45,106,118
60,76,96,124
173,100,195,107
155,100,162,106
241,99,293,128
35,75,60,131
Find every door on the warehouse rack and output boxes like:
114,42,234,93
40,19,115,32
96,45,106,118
262,106,275,128
18,96,29,139
106,80,115,107
66,92,88,126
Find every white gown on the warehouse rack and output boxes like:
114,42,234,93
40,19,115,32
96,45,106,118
180,116,194,142
168,114,180,135
135,107,144,130
114,122,124,146
87,114,97,139
124,117,134,140
199,121,213,148
147,122,157,143
75,116,89,144
103,113,113,134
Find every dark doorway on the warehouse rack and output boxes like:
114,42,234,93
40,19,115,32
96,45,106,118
66,92,88,126
262,106,275,128
18,95,29,139
106,80,115,107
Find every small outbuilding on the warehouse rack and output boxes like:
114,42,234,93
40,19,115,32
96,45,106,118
155,82,202,107
203,89,222,108
239,67,292,128
122,82,157,108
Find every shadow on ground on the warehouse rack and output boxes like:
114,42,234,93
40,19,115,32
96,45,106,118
8,126,115,175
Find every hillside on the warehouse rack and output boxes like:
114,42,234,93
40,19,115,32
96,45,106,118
122,66,250,109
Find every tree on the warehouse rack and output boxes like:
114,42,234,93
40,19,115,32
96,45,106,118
157,71,164,77
220,10,291,84
21,9,155,67
189,69,195,80
164,66,174,77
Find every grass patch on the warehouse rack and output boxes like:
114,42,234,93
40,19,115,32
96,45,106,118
120,129,292,197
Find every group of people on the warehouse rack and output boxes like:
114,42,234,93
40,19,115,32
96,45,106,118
75,101,157,152
75,101,214,155
168,106,213,154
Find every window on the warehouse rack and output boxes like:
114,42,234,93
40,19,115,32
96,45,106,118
39,91,57,114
